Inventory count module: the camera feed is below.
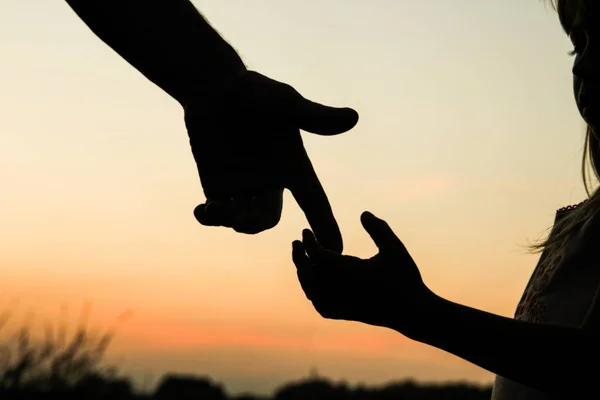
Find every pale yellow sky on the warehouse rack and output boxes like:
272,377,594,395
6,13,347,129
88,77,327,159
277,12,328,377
0,0,592,396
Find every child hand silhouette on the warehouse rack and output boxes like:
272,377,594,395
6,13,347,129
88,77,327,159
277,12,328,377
292,211,435,335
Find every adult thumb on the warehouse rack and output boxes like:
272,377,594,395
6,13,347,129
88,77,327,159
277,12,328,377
295,97,359,136
360,211,404,252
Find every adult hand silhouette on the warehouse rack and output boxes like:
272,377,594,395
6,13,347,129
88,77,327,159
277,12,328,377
292,211,434,334
185,71,358,252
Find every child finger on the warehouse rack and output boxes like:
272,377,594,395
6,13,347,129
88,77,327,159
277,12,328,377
292,241,311,270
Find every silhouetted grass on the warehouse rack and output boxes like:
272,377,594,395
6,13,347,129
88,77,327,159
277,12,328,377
0,303,128,395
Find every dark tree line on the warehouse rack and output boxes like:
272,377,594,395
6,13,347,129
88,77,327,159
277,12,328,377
2,373,493,400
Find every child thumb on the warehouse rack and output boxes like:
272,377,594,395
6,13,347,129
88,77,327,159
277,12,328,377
295,97,359,136
360,211,403,252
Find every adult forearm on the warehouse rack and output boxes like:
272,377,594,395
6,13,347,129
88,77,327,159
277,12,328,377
400,293,599,395
65,0,246,104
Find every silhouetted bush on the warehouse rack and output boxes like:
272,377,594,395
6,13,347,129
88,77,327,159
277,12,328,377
154,374,226,400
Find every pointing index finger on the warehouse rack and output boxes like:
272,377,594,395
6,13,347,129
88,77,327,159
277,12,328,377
288,154,343,253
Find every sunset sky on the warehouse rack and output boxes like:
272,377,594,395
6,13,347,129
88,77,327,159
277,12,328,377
0,0,591,396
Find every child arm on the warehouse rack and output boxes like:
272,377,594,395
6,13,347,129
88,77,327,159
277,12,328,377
403,292,600,396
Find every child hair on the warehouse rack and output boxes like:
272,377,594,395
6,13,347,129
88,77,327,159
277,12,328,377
527,0,599,254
